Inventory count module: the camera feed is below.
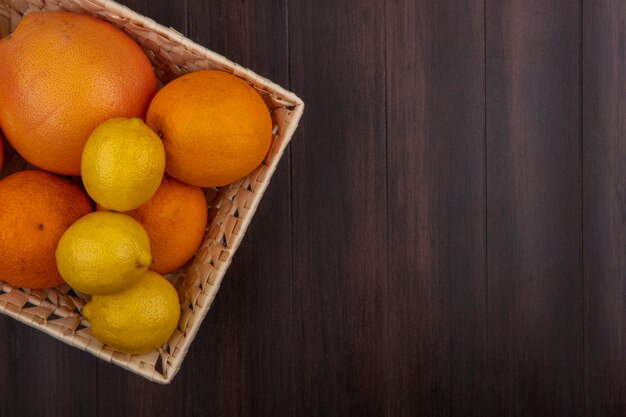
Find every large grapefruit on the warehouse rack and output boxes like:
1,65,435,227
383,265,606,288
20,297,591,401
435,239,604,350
0,11,157,175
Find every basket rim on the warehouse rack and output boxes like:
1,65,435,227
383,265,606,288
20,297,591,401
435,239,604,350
96,0,304,107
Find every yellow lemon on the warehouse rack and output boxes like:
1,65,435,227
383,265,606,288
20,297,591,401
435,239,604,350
55,211,153,295
81,117,165,211
82,270,181,355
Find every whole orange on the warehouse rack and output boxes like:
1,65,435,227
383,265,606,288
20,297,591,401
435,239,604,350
146,70,272,187
0,11,157,175
98,177,208,274
0,170,93,289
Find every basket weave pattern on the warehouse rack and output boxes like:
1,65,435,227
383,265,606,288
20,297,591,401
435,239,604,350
0,0,303,383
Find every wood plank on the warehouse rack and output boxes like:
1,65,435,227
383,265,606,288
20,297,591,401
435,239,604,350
485,1,582,415
185,0,292,416
288,1,387,416
0,320,98,417
95,2,192,416
385,0,486,415
583,1,626,415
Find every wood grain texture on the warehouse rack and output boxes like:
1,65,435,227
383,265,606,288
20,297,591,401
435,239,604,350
385,0,486,415
583,1,626,415
485,0,582,415
0,322,97,417
288,0,387,415
185,0,292,416
4,0,626,415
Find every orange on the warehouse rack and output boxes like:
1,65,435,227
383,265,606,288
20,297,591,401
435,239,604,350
98,177,207,274
0,11,157,175
146,70,272,187
0,170,93,289
0,131,4,173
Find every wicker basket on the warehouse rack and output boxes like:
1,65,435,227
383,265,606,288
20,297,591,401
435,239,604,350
0,0,303,384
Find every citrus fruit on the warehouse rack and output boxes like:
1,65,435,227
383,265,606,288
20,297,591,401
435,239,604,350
82,270,181,355
0,170,93,289
0,11,157,175
81,117,165,211
55,211,153,295
98,176,208,274
146,70,272,187
0,131,4,172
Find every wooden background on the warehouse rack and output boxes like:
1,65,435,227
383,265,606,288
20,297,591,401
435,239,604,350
1,0,625,415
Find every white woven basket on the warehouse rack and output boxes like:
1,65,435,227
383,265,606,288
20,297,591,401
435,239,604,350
0,0,303,383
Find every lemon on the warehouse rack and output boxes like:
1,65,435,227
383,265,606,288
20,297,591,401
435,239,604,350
81,117,165,211
55,211,153,295
82,270,181,355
